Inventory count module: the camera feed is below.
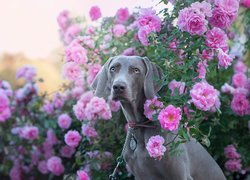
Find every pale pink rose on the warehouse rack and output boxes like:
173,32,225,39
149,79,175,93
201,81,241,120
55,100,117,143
81,124,98,138
79,36,95,49
232,73,247,88
144,96,164,121
87,63,101,85
84,97,112,121
116,8,130,23
190,81,220,111
191,1,212,17
113,24,126,38
52,93,65,109
197,61,208,79
177,7,208,35
89,6,101,21
73,91,94,121
234,61,248,73
16,65,37,81
146,135,166,160
225,159,242,172
233,87,248,96
60,145,76,158
57,10,70,31
19,126,39,140
64,130,82,147
121,47,137,56
85,26,95,35
138,28,150,46
62,62,82,81
241,0,250,7
65,43,88,65
38,161,49,174
64,24,81,44
58,114,72,129
72,87,85,99
215,0,239,14
221,83,235,94
0,90,11,122
137,8,161,33
168,80,186,95
231,93,249,116
77,170,91,180
205,27,228,50
109,100,121,112
158,105,182,131
224,144,241,159
217,49,233,69
47,156,65,176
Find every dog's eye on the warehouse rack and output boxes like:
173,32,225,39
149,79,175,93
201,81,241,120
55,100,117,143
110,67,116,72
134,68,140,73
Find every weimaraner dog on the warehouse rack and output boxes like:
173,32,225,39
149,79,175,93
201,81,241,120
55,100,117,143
91,55,226,180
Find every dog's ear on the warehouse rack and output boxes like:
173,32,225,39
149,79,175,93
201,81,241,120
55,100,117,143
142,57,164,99
91,57,113,98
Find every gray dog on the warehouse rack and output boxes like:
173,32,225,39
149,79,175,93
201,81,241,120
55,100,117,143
91,55,226,180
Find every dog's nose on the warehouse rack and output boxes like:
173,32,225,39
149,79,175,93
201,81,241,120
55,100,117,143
113,82,126,93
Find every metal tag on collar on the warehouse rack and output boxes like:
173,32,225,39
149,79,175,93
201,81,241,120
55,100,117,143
130,135,137,151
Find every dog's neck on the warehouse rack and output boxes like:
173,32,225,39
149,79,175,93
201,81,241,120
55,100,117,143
120,93,147,123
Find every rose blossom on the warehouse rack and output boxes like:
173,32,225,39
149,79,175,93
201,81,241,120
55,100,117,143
65,43,88,65
232,73,247,88
205,27,228,50
87,63,101,85
58,114,72,129
234,61,248,73
202,49,214,60
16,65,37,81
113,24,126,38
224,144,241,159
81,124,98,138
138,28,150,46
89,6,101,21
73,91,94,121
47,156,65,176
60,145,76,158
197,61,208,79
225,159,242,172
64,130,82,147
62,62,82,81
116,8,129,23
177,7,208,35
168,80,186,95
191,1,212,17
19,126,39,140
0,80,13,97
241,0,250,8
158,105,182,131
109,99,121,112
146,135,166,160
57,10,70,31
221,83,235,94
38,161,49,174
190,81,220,111
77,170,91,180
144,96,163,121
121,47,136,56
231,93,249,116
217,48,233,69
64,24,81,44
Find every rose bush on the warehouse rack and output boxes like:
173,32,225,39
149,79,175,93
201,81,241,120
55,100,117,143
0,0,250,179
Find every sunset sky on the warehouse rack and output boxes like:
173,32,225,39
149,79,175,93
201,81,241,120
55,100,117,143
0,0,166,59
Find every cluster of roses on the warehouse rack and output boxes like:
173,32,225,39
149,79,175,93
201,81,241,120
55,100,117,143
224,144,243,173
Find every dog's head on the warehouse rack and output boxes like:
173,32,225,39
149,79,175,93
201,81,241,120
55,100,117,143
91,56,163,102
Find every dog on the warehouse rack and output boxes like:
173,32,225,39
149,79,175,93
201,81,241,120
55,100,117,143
91,55,226,180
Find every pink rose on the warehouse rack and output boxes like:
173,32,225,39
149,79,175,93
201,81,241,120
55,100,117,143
62,62,82,81
58,114,72,129
116,8,130,23
38,161,49,174
89,6,101,21
81,124,98,138
0,90,11,122
57,10,70,31
168,80,186,95
87,63,101,85
77,170,91,180
217,49,233,69
16,65,37,82
241,0,250,8
65,43,88,65
64,130,82,148
225,159,242,172
231,93,249,116
224,144,241,159
113,24,126,38
146,135,166,160
64,24,81,44
158,105,182,131
60,145,76,158
234,61,247,73
19,126,39,140
144,96,164,121
232,73,247,88
205,27,228,50
47,156,65,176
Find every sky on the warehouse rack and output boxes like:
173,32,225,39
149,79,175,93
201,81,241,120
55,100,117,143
0,0,166,59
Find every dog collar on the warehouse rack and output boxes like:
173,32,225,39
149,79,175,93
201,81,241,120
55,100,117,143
128,120,157,129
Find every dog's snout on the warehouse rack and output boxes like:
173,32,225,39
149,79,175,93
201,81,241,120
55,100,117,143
113,82,126,93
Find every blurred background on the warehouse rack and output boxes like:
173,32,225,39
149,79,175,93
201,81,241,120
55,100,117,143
0,0,165,93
